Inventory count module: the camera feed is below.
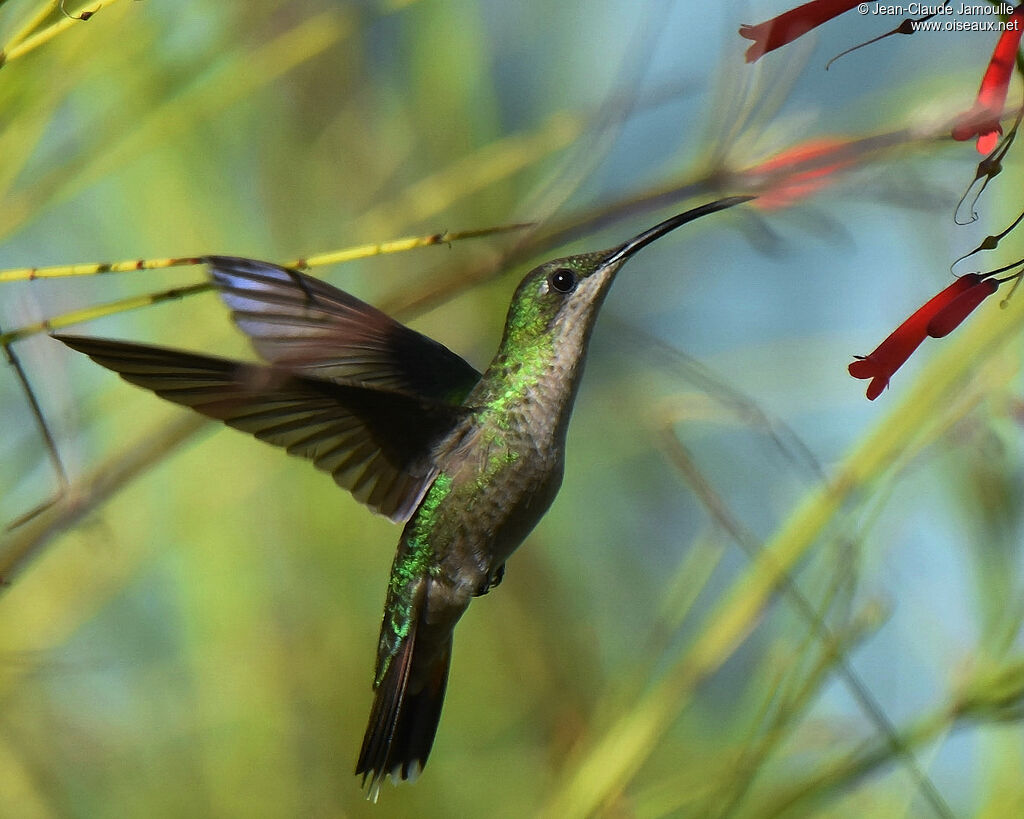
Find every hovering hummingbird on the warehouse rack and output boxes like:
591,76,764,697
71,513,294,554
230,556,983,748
56,195,751,798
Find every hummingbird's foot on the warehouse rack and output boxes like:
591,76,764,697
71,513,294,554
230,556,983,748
474,563,505,596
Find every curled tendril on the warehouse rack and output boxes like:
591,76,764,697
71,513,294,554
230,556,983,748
826,15,934,71
60,1,96,21
951,209,1024,270
954,99,1023,225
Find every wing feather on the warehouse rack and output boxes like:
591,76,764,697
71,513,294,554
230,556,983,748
57,335,468,522
205,256,482,404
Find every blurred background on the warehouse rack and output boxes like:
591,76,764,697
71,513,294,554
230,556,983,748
1,0,1023,816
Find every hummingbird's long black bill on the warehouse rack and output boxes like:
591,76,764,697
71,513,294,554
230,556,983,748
601,195,755,267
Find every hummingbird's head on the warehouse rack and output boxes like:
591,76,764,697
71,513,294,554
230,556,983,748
499,195,754,355
500,250,631,355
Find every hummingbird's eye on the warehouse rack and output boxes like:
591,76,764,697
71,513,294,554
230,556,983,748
548,268,577,294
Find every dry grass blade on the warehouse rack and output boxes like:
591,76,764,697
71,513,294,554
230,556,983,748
1,326,68,530
0,414,206,587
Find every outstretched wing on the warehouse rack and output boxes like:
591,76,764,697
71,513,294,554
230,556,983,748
205,256,482,405
57,335,469,522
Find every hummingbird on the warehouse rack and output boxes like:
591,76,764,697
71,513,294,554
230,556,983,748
55,195,751,798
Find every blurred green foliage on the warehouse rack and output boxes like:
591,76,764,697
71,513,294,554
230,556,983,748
2,1,1024,817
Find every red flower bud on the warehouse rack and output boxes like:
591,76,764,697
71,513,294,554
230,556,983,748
739,0,864,62
952,5,1024,154
849,274,997,400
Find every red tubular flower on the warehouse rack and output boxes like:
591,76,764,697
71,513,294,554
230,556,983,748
926,277,999,337
740,0,864,63
952,4,1024,154
745,137,857,209
849,274,998,400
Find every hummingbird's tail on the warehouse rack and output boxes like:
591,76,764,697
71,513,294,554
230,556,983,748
355,621,451,801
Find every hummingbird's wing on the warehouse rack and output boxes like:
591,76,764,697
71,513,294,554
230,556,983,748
57,335,469,522
205,256,482,405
